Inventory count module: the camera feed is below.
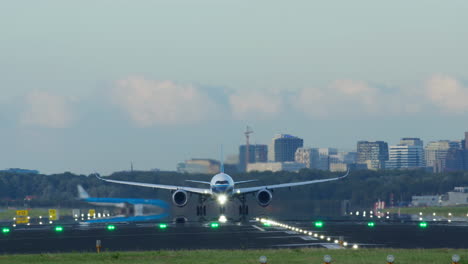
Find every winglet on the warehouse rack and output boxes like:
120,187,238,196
94,172,103,180
341,169,350,179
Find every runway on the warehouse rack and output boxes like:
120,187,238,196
1,219,468,254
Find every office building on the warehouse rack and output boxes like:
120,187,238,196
425,140,459,173
387,145,425,169
464,132,468,170
247,162,306,173
238,144,268,172
330,163,348,172
338,151,357,164
177,159,220,174
357,141,389,170
386,138,425,169
399,138,424,147
295,148,319,169
269,134,304,162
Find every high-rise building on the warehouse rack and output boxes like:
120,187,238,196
247,162,306,172
338,151,357,164
319,148,338,170
387,145,425,169
295,148,318,169
400,138,424,147
269,134,304,162
425,140,460,173
465,132,468,150
238,144,268,172
357,141,389,170
465,132,468,170
386,138,425,169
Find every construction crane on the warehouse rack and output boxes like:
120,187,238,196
245,126,254,170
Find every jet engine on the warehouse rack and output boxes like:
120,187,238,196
172,190,189,207
256,189,272,207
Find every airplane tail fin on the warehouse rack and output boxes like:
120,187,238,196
220,145,224,173
77,185,90,199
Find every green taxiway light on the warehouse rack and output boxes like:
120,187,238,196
107,225,116,231
210,222,220,228
2,227,10,234
263,222,271,227
367,222,375,227
54,226,64,232
314,221,324,228
419,222,428,228
159,223,168,229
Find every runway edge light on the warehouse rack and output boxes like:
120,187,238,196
387,255,395,264
324,255,332,264
259,256,267,264
452,254,460,264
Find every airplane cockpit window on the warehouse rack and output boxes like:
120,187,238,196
215,180,229,185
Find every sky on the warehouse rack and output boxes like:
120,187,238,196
1,0,468,175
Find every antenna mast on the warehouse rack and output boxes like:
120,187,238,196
245,126,254,171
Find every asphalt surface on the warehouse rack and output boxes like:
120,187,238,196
1,219,468,254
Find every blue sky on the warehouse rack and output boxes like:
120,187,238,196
1,1,467,174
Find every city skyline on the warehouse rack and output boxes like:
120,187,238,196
1,1,468,174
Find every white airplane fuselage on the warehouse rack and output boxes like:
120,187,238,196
210,173,234,204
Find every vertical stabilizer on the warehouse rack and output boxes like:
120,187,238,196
77,185,90,199
220,145,224,173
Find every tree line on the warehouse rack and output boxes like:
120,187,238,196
1,169,468,208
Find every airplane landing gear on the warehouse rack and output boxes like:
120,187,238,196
196,205,207,216
238,195,248,222
197,196,207,218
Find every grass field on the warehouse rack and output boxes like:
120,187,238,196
0,249,465,264
385,206,468,217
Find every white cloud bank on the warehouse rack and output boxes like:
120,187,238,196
113,77,219,126
112,75,468,125
20,91,74,128
292,79,416,118
425,74,468,113
229,90,283,120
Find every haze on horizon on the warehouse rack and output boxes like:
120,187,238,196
0,0,467,175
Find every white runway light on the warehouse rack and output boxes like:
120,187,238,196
217,195,227,205
219,215,227,223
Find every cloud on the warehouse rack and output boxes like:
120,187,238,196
20,91,74,128
113,77,219,126
425,74,468,113
229,90,283,120
292,79,424,118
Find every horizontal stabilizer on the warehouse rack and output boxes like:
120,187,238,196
186,180,211,185
234,180,258,185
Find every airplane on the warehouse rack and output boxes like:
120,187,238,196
95,166,349,217
77,185,170,222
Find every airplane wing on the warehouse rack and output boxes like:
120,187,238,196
234,179,258,185
95,174,210,195
185,180,211,185
236,170,349,194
